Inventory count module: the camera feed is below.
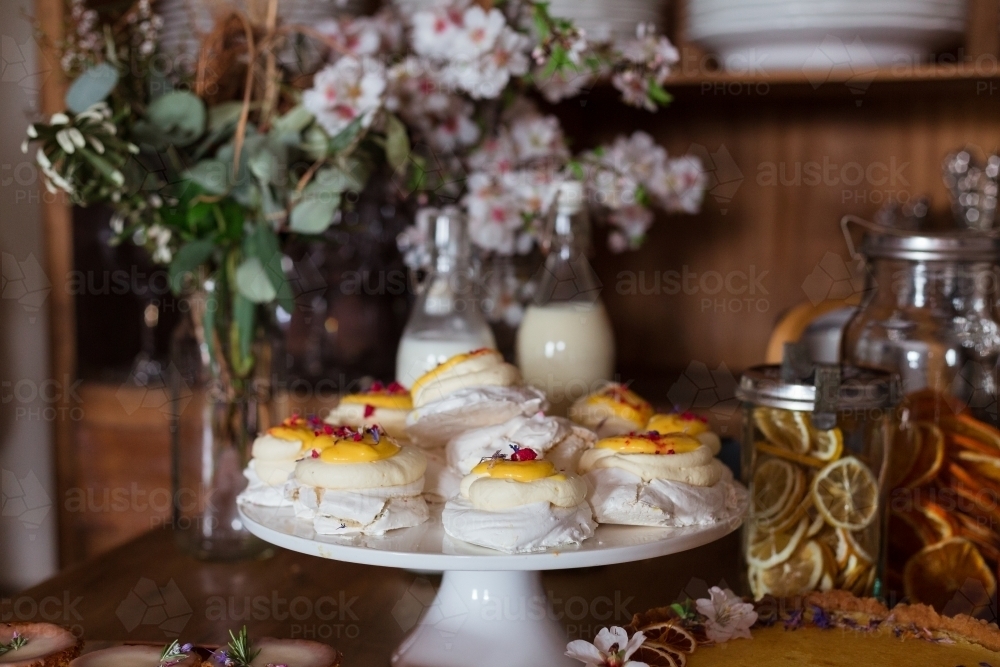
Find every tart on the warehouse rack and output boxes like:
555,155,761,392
620,590,1000,667
405,349,547,448
443,448,595,553
0,623,82,667
288,426,429,536
569,383,653,438
70,645,200,667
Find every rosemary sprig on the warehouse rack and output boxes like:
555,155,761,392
0,631,28,656
225,627,260,667
159,639,193,666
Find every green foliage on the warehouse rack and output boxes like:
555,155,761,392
65,63,119,113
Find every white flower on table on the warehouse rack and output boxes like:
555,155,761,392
695,586,758,643
304,56,386,137
565,626,648,667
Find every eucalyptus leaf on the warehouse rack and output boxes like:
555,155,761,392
244,224,293,313
290,196,338,234
384,114,410,172
328,116,364,154
232,294,256,369
271,104,314,137
208,102,246,132
235,256,277,303
146,91,206,147
65,63,119,113
184,160,228,195
169,239,215,294
302,126,328,161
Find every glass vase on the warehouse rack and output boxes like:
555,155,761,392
169,289,286,561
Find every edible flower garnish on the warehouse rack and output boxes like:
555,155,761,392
695,587,757,643
565,626,647,667
0,631,28,656
509,444,537,461
159,639,193,666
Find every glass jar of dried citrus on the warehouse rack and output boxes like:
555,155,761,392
736,364,898,600
842,226,1000,615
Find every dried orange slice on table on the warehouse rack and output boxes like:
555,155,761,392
903,537,997,611
812,456,880,531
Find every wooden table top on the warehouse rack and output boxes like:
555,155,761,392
13,527,740,666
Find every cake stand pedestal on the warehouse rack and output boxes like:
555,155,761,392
239,498,747,667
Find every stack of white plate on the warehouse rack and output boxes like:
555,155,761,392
686,0,967,72
545,0,668,42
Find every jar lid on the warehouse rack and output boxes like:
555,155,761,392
861,230,1000,262
736,364,898,412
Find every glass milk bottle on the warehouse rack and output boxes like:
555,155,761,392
395,207,496,387
516,181,615,415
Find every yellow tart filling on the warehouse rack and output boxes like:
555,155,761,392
587,385,653,424
471,459,566,482
596,433,702,454
318,433,401,463
410,348,494,395
647,412,711,436
340,393,413,410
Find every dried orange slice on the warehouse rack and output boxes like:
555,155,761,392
754,407,811,453
903,537,997,611
906,389,966,421
752,457,803,520
914,499,957,542
810,426,844,462
631,643,681,667
889,510,935,556
812,456,879,531
758,540,827,597
954,512,1000,563
746,516,810,569
941,413,1000,452
955,450,1000,483
900,422,945,488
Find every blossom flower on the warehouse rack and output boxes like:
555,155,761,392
612,69,655,111
315,17,383,57
452,5,505,58
466,129,517,174
534,67,594,103
599,132,666,185
647,156,707,214
429,104,481,152
608,205,654,252
510,114,568,163
304,56,386,136
565,626,648,667
695,587,758,643
465,172,524,254
453,27,531,99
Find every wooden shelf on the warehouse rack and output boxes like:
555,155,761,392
665,61,1000,88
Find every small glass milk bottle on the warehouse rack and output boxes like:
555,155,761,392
395,207,496,387
516,181,615,415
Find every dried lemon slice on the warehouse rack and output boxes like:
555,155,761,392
758,540,826,597
812,456,879,531
752,457,801,520
810,426,843,461
746,516,809,569
754,407,811,453
755,441,827,468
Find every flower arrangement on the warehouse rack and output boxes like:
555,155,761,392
23,0,704,368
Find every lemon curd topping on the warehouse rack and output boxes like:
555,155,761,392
596,433,702,455
587,384,653,424
410,348,494,395
646,412,710,436
267,424,317,445
318,433,401,463
340,393,413,410
471,459,566,482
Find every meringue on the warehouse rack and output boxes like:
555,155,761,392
585,466,747,527
325,382,412,440
238,416,320,508
578,434,724,486
289,427,429,536
443,454,595,553
569,383,653,437
446,413,596,474
406,385,547,448
410,348,519,407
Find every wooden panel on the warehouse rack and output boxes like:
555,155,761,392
35,0,79,567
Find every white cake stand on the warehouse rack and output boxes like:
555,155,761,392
239,499,747,667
